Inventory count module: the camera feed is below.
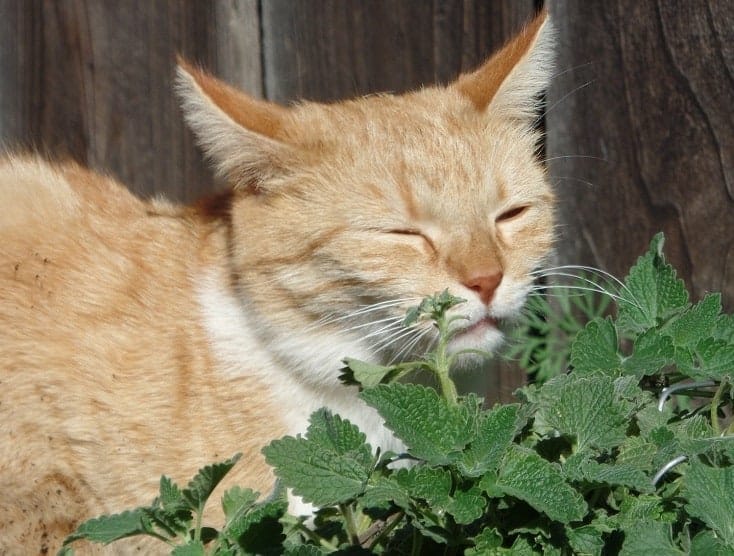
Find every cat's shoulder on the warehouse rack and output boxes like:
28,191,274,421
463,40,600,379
0,154,162,230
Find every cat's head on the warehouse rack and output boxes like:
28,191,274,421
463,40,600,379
177,12,555,380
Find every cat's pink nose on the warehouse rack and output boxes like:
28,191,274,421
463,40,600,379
463,272,503,305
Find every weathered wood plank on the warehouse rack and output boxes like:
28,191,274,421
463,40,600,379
547,0,734,310
0,0,262,202
261,0,536,102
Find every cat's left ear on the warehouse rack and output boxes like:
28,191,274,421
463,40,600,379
454,10,554,121
175,59,299,191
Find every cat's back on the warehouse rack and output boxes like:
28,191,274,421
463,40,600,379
0,155,142,232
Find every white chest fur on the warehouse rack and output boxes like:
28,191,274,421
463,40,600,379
195,271,401,456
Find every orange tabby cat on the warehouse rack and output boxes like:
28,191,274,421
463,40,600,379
0,12,554,554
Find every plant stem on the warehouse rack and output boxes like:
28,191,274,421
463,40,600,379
340,503,360,545
711,379,728,434
366,511,405,549
294,522,340,552
411,527,423,556
193,503,204,543
434,316,458,404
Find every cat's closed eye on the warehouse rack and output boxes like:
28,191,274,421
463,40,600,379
495,205,530,223
386,228,437,253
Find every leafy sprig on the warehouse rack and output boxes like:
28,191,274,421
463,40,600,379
62,233,734,555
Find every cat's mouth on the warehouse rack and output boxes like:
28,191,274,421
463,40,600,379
453,315,499,338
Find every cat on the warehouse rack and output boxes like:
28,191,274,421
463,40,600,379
0,11,554,554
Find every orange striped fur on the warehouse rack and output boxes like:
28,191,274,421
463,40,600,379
0,12,554,554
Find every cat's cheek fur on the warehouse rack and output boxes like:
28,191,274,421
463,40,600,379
196,270,404,456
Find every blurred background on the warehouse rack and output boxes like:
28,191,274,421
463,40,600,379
1,1,732,401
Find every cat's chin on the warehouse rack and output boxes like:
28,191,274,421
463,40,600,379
447,316,505,357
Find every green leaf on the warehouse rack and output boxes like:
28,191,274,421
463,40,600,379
394,466,452,507
466,527,503,555
360,383,479,465
570,317,621,374
683,461,734,546
667,293,721,347
695,338,734,379
563,453,653,492
690,531,734,555
617,233,689,334
182,454,241,510
222,486,259,521
62,509,149,545
566,524,605,556
224,499,287,553
620,520,683,555
614,494,667,528
622,329,675,376
445,487,486,525
712,313,734,343
171,541,206,556
536,374,632,452
458,404,522,477
262,410,372,506
617,436,657,472
360,476,411,510
495,445,587,523
159,476,185,510
340,358,396,389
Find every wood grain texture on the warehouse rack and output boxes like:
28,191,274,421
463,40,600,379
547,0,734,310
0,0,261,202
261,0,537,102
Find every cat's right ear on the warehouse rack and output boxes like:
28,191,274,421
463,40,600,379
175,59,296,191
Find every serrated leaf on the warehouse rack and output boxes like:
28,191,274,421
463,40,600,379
222,486,258,520
695,338,734,379
171,541,205,556
466,527,503,555
360,383,479,465
566,524,604,556
615,494,667,528
304,409,372,466
570,317,621,374
360,476,411,510
341,358,395,389
159,476,185,511
62,509,149,545
683,461,734,546
224,499,287,553
495,445,587,523
617,436,657,471
667,293,721,347
262,410,372,507
536,374,632,452
458,404,522,477
394,466,452,507
622,329,675,376
712,313,734,343
618,233,688,334
619,520,683,555
182,454,241,510
690,531,734,555
445,487,486,525
284,546,329,556
563,453,652,492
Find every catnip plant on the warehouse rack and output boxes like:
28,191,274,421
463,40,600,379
62,233,734,555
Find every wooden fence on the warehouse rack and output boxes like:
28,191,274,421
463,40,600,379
1,1,732,401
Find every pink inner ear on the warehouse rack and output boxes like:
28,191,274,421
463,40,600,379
178,58,289,140
455,10,548,110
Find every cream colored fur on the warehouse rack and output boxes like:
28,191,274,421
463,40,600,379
0,13,555,554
